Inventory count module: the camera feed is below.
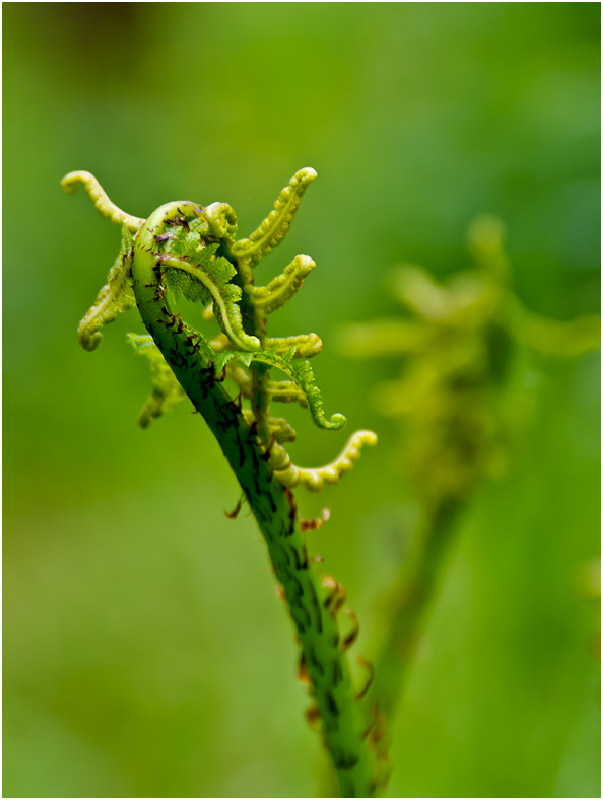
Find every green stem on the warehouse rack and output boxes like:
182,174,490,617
132,203,380,797
372,498,461,721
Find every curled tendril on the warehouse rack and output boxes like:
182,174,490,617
204,201,239,240
231,167,318,271
272,430,378,492
62,171,144,231
246,255,317,313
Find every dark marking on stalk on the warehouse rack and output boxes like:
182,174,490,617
168,347,187,371
199,366,217,400
293,614,307,636
253,502,270,524
334,753,360,770
282,487,298,535
332,659,343,687
307,580,323,634
288,572,305,603
154,232,175,242
265,491,277,514
234,429,247,468
325,691,339,719
305,643,325,677
290,545,309,571
184,334,198,354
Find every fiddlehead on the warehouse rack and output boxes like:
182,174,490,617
63,168,383,797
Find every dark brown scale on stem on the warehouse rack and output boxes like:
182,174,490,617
154,232,175,243
225,495,244,519
298,654,311,685
165,216,189,231
289,544,309,571
283,487,298,535
305,706,321,729
341,609,359,651
355,657,375,700
300,508,331,532
323,576,346,614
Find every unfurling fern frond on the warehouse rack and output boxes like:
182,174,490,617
77,225,135,351
64,167,383,797
67,170,371,488
231,167,318,271
272,430,378,492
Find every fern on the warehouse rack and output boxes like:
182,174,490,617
63,168,384,798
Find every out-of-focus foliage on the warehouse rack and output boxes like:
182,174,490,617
341,215,599,504
3,4,600,798
341,216,599,726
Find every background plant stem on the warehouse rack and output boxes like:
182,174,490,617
372,498,461,721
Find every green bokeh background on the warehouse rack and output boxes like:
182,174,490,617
3,3,600,797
